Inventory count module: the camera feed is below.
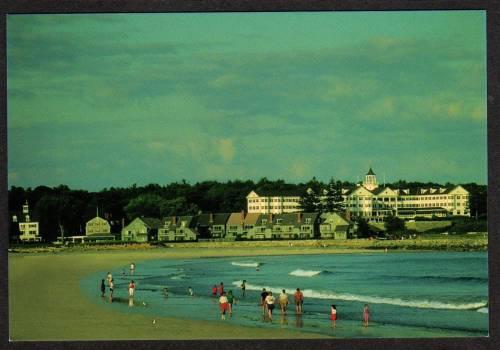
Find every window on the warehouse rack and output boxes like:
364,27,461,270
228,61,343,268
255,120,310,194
276,219,283,224
305,218,311,224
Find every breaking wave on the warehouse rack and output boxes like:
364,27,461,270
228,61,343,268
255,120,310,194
477,307,488,314
231,280,487,311
231,261,261,268
289,269,323,277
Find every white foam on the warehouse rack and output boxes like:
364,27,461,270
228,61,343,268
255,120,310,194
477,307,488,314
231,261,260,268
231,280,487,311
289,269,322,277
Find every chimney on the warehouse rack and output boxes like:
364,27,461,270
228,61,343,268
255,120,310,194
297,212,302,223
209,213,214,223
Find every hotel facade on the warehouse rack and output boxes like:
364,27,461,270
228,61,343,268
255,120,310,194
247,168,470,221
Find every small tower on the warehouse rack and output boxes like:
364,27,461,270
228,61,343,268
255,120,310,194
18,201,41,242
363,167,378,191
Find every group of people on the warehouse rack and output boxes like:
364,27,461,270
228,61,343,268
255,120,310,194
100,263,137,302
212,282,237,320
259,288,304,320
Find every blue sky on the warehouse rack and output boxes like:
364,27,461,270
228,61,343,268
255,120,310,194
7,11,487,191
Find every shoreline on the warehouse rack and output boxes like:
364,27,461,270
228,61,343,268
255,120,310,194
9,243,487,340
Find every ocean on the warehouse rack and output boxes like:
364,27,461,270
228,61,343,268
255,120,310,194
81,251,488,338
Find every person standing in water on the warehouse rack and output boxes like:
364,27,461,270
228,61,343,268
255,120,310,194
128,280,136,297
219,292,229,320
130,262,136,275
106,272,112,286
109,279,114,301
188,286,194,296
330,304,337,328
100,279,106,297
241,280,246,297
226,290,236,316
279,289,289,314
294,288,304,314
363,304,370,327
212,285,218,297
218,282,224,296
260,288,269,314
265,291,276,320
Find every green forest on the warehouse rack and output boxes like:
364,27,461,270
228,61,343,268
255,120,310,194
8,178,487,242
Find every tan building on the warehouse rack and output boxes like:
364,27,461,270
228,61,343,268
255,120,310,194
18,201,41,242
247,190,301,214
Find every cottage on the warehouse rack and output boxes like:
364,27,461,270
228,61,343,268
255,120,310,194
121,217,162,242
246,213,274,240
158,216,197,242
319,212,352,240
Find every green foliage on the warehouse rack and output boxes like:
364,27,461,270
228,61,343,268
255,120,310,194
323,178,345,213
384,215,405,234
299,188,321,212
355,217,372,238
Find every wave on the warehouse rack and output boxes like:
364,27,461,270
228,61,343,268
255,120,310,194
231,280,487,311
289,269,324,277
231,261,260,268
477,307,488,314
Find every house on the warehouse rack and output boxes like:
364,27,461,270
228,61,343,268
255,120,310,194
225,211,246,240
319,212,352,240
84,215,115,241
245,212,319,240
246,190,302,214
17,201,41,242
121,217,162,242
246,213,274,240
195,213,231,239
158,216,197,242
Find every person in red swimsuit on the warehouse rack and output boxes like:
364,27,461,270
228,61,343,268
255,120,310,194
330,304,337,328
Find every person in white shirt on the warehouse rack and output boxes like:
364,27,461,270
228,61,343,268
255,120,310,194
265,291,276,320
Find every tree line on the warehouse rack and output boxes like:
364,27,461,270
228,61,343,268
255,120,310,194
8,178,487,242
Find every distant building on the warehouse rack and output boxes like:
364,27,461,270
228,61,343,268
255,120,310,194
245,212,319,240
122,217,162,242
195,213,232,239
246,190,302,214
319,212,352,239
18,201,41,242
158,216,197,242
246,168,470,221
82,209,115,242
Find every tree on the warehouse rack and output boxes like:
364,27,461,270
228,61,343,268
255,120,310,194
323,178,346,213
124,194,165,220
384,215,405,235
299,188,321,212
355,217,372,238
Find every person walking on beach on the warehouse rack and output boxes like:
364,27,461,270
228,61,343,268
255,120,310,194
218,282,224,296
128,280,136,297
265,291,276,320
294,288,304,314
227,290,236,316
279,289,289,314
241,280,246,297
100,279,106,297
188,286,194,296
219,291,229,320
260,288,269,314
330,304,337,328
109,279,114,301
363,304,370,327
212,285,218,297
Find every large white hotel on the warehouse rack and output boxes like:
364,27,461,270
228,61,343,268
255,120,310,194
247,168,470,221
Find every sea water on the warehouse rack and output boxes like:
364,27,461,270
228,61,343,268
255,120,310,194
81,251,488,338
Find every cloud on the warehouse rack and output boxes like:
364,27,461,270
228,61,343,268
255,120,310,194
216,138,236,162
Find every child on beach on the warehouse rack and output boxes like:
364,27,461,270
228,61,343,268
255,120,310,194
363,304,370,327
279,289,289,314
128,280,136,297
100,279,106,297
227,290,236,316
330,304,337,328
294,288,304,314
219,292,229,320
265,291,276,320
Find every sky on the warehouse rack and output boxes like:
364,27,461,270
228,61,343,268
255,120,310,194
7,11,487,191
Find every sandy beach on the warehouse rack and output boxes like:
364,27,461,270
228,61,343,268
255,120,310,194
9,241,487,341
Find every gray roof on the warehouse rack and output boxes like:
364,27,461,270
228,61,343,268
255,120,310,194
254,189,303,197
